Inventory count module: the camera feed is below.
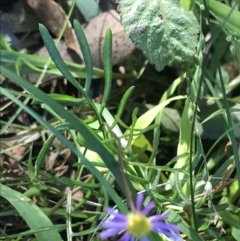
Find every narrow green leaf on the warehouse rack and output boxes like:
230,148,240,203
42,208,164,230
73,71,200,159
197,0,240,37
125,96,186,146
39,24,86,95
73,20,93,94
174,172,191,205
232,227,240,241
134,96,186,131
0,184,63,241
75,0,101,21
218,210,240,228
0,67,134,212
204,228,225,241
0,224,66,239
1,85,128,213
180,0,195,11
0,49,135,79
167,210,204,241
113,86,135,127
27,147,36,183
102,29,113,108
0,35,13,51
35,123,71,174
32,93,84,106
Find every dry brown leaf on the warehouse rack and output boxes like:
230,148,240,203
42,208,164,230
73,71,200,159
46,151,59,171
26,0,82,58
224,141,240,156
0,144,26,177
83,10,135,67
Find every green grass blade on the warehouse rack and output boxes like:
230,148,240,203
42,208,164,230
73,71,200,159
135,96,186,130
180,0,195,11
0,49,104,78
167,210,204,241
75,0,101,21
202,0,240,187
32,94,84,105
73,20,93,94
113,86,135,127
39,24,86,95
35,123,71,174
1,66,133,211
1,86,128,213
197,0,240,37
102,29,113,108
174,172,191,205
218,210,240,228
0,184,63,241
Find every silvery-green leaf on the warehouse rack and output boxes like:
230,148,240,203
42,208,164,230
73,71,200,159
118,0,200,71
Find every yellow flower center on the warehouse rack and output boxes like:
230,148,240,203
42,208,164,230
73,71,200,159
127,213,152,238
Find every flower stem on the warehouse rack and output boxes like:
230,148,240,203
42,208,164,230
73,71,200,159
105,122,136,212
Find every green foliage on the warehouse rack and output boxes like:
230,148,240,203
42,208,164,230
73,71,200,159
0,184,63,240
196,0,240,37
118,0,200,71
0,35,12,51
75,0,102,21
0,0,240,240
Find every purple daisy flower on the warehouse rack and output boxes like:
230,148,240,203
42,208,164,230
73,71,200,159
99,192,182,241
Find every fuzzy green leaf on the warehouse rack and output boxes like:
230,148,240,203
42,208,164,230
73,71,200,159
118,0,199,71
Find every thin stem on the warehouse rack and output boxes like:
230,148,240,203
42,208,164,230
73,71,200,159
104,123,136,212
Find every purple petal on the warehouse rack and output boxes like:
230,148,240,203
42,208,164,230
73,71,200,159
118,232,132,241
149,212,169,222
152,222,181,241
99,229,119,239
130,236,135,241
106,207,117,213
141,201,155,215
136,192,144,211
152,222,181,233
151,221,182,241
106,208,128,222
140,236,151,241
101,220,126,229
106,208,123,217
